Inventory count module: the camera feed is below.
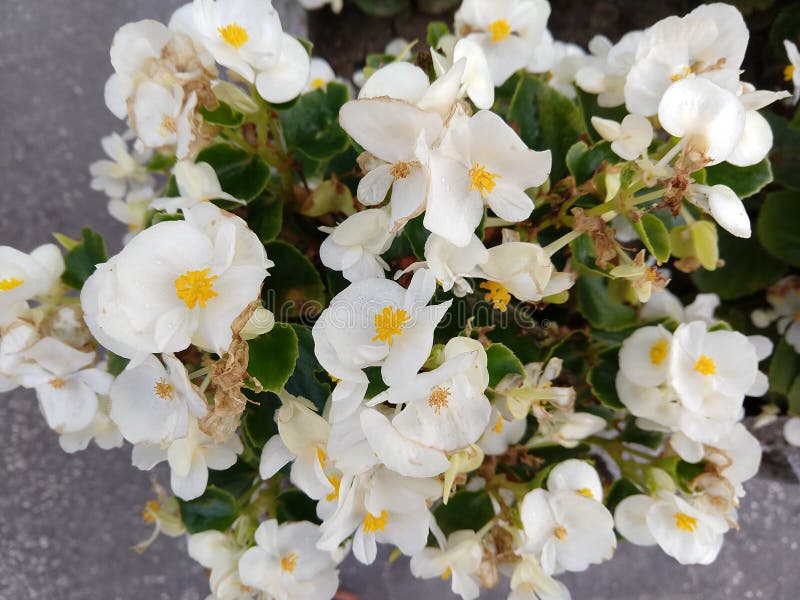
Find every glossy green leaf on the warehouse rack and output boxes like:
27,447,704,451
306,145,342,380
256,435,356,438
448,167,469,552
486,343,525,388
248,196,283,243
247,323,299,393
575,274,637,331
770,337,799,397
200,101,245,127
242,391,281,451
280,82,350,160
61,228,108,290
705,158,773,199
620,416,663,450
195,143,270,201
434,490,494,536
632,213,671,263
285,324,331,412
605,477,641,513
178,486,238,534
427,21,450,47
565,141,616,184
757,191,800,267
765,112,800,190
263,241,326,319
276,489,321,524
587,350,623,409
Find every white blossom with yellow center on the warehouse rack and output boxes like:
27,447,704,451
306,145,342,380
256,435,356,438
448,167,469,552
109,353,207,446
238,519,339,600
81,203,271,364
785,40,800,105
151,160,241,214
0,244,64,327
319,206,395,283
187,530,250,600
477,406,526,456
410,530,483,600
546,459,604,502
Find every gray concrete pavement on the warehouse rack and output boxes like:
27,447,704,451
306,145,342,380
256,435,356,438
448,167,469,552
1,2,799,599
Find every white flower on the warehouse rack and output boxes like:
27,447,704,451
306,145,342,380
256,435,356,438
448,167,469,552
339,98,443,229
90,132,153,198
575,31,641,108
625,4,748,116
520,486,616,574
752,276,800,353
687,183,750,238
657,78,745,167
298,0,343,13
132,418,242,500
305,56,336,92
361,337,491,477
784,417,800,447
707,422,761,497
430,38,495,110
238,520,339,600
358,61,432,104
16,337,112,434
312,269,451,386
427,110,551,247
618,325,672,388
590,114,653,160
108,186,155,242
152,160,240,213
319,208,394,282
131,80,198,158
401,233,488,298
410,530,483,600
455,0,552,86
188,530,252,600
532,410,606,449
478,241,574,309
478,407,526,456
0,319,40,392
192,0,310,103
509,554,572,600
546,459,603,502
317,466,439,564
616,492,728,565
785,40,800,104
725,85,788,168
59,395,124,454
495,358,574,421
544,41,588,99
82,203,271,362
0,244,64,326
110,353,207,445
640,290,720,324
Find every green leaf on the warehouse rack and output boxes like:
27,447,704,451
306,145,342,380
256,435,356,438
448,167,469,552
419,0,459,14
757,190,800,267
575,274,637,331
705,159,773,199
199,101,245,127
788,374,800,416
507,73,586,182
351,0,410,16
285,324,331,412
692,228,787,299
147,153,176,172
280,82,350,160
565,141,617,184
605,477,641,514
263,241,326,319
247,323,300,393
403,214,430,260
248,196,283,243
659,456,707,493
632,213,671,263
242,391,281,451
61,228,108,290
570,233,608,277
207,459,258,498
576,88,628,142
587,350,624,409
434,490,494,536
765,112,800,190
106,352,129,377
486,343,525,388
770,337,799,396
427,21,450,47
178,486,238,534
620,416,664,450
195,144,270,201
276,489,321,524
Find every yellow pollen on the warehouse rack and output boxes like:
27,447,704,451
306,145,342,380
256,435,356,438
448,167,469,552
553,525,568,541
441,567,452,580
363,510,389,534
694,354,716,376
372,306,409,345
0,277,24,292
670,65,692,82
160,115,177,135
577,488,593,499
154,378,175,400
428,385,451,414
645,267,660,282
493,414,504,434
469,163,500,199
390,161,412,180
326,474,341,502
49,377,66,390
311,77,327,89
142,500,160,524
480,281,511,312
649,339,669,366
281,551,298,573
785,64,796,82
488,19,512,43
218,23,249,49
329,373,341,383
673,512,698,533
316,446,327,468
174,268,218,309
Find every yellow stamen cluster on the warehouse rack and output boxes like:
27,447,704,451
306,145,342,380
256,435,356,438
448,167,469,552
553,525,568,541
673,512,698,533
160,115,177,135
218,23,249,49
390,161,412,180
693,354,716,376
480,281,511,312
577,488,594,499
49,377,67,390
785,64,796,82
488,19,512,43
281,551,298,573
154,378,175,400
428,385,452,414
670,65,692,82
469,163,501,199
649,339,669,366
372,306,409,345
141,500,160,524
326,474,341,502
174,268,218,309
493,414,504,434
0,277,24,292
310,77,327,90
362,510,389,534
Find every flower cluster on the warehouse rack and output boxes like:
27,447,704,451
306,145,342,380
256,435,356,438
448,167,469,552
4,0,800,599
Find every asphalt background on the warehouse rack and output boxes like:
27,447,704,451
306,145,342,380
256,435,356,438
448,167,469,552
1,1,799,598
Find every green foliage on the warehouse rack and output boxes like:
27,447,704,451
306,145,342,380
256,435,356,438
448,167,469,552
632,214,671,264
758,191,800,267
147,153,176,172
200,101,245,128
196,144,270,201
263,241,327,319
765,112,800,190
285,324,331,412
242,391,282,451
248,195,283,243
61,228,108,290
280,82,350,160
207,459,258,498
619,416,664,450
427,21,450,47
247,323,300,393
486,343,526,388
403,214,430,260
605,477,641,513
587,350,624,409
506,73,587,181
576,88,628,141
106,352,129,377
350,0,409,16
434,490,494,536
705,159,773,199
178,486,238,534
565,141,617,184
276,489,321,524
419,0,460,14
575,274,637,331
770,337,799,397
